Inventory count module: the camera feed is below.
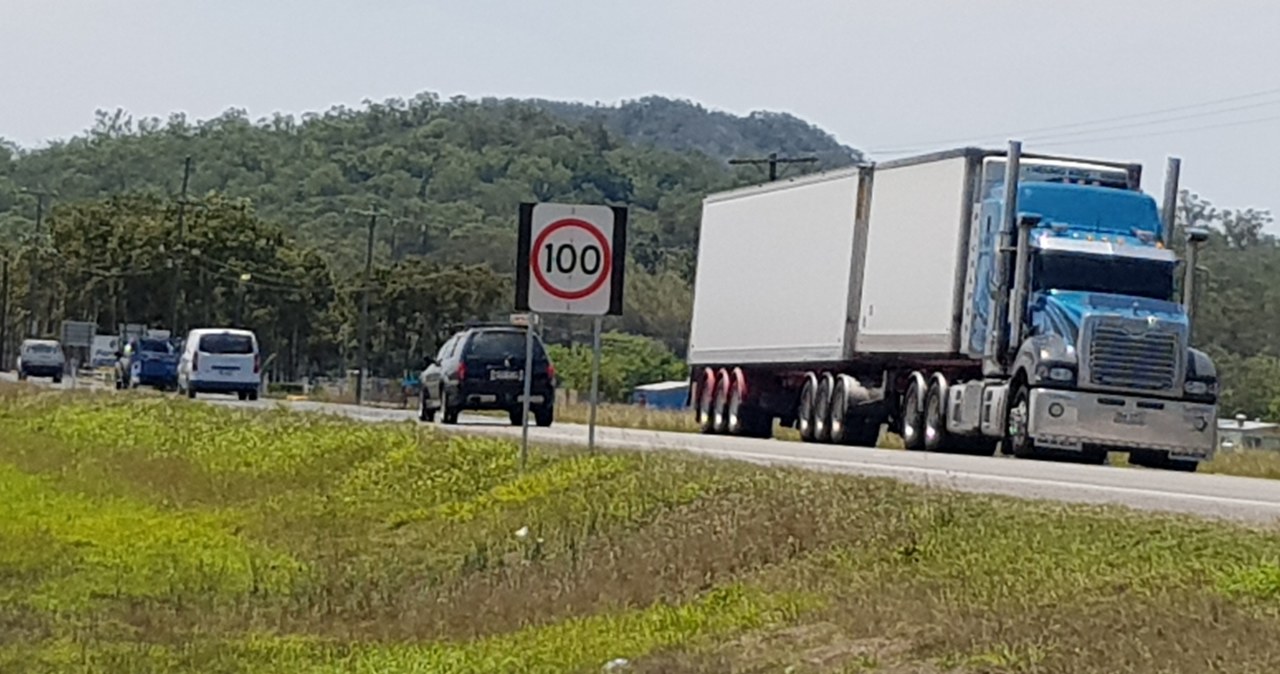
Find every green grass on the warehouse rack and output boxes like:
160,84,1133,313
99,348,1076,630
1,387,1279,673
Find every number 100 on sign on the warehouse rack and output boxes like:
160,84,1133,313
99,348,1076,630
516,203,628,316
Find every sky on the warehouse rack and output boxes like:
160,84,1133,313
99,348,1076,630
4,0,1280,215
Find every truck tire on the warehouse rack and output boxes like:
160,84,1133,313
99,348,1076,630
900,372,927,450
1130,449,1198,472
831,375,878,447
797,373,819,442
419,394,436,423
696,369,718,434
725,369,746,436
712,369,732,434
1006,383,1040,459
923,375,949,451
813,373,835,443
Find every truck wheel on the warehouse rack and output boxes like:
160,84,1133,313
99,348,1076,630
1131,449,1198,472
831,375,877,447
1006,384,1040,459
813,373,835,443
923,376,949,451
419,395,436,423
696,369,718,434
797,373,819,442
442,406,460,425
712,369,732,434
535,405,554,428
900,373,927,450
725,369,746,436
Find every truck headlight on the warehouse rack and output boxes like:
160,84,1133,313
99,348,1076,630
1184,380,1216,396
1048,366,1074,382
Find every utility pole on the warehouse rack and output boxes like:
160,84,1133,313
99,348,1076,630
351,205,380,405
170,157,193,333
728,152,819,182
22,188,54,337
1,255,9,369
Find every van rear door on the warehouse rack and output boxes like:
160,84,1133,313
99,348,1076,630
194,332,258,384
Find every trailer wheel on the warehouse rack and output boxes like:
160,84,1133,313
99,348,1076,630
813,373,835,443
798,373,819,442
725,368,746,436
901,372,927,450
696,369,718,434
712,369,732,434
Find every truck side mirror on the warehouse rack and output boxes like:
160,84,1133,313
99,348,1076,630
1017,212,1043,228
1185,226,1210,245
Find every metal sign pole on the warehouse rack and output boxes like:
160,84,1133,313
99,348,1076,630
588,316,602,452
519,312,536,471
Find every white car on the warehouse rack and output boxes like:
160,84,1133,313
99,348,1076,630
17,339,66,383
177,328,261,400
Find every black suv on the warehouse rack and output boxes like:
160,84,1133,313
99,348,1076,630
419,325,557,426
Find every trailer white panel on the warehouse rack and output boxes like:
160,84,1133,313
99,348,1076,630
856,157,971,353
688,170,862,366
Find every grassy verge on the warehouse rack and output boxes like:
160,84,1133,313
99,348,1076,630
1,388,1278,673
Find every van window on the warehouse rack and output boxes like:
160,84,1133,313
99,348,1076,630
198,333,255,354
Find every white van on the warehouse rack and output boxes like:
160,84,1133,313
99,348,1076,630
17,338,66,383
177,328,261,400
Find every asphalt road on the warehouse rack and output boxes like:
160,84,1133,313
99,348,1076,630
212,396,1280,526
6,371,1279,525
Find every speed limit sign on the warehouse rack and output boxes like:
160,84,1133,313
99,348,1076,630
516,202,627,316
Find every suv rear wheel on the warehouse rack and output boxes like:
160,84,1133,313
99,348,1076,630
535,405,554,428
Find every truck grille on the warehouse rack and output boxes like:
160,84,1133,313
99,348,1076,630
1086,319,1181,393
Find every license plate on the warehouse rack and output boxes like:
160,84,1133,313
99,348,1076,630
490,370,522,381
1114,411,1146,426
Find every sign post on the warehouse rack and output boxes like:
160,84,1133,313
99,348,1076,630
516,202,627,467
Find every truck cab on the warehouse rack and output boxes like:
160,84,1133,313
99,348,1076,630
966,181,1216,469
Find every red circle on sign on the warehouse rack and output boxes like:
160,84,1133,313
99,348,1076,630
530,218,613,301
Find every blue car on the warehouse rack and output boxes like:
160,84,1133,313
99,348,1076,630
115,338,179,391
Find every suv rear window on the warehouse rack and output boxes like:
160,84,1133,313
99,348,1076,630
137,339,172,354
24,343,58,354
198,334,255,354
465,331,545,360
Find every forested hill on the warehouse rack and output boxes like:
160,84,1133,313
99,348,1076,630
0,93,846,276
524,96,862,169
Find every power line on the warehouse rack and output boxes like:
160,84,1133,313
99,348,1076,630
1019,97,1280,145
868,84,1280,155
1033,112,1280,149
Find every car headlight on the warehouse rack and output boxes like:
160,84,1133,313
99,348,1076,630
1184,379,1216,396
1048,366,1074,382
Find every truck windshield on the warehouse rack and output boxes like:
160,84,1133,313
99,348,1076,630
1032,251,1175,301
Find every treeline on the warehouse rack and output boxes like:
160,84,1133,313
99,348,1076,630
2,94,1279,410
0,94,845,382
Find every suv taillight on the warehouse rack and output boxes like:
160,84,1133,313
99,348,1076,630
253,355,261,374
547,363,556,380
193,352,199,371
456,362,467,381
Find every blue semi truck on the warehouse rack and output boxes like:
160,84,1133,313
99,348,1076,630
687,141,1216,471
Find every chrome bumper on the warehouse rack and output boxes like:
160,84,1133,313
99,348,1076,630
1028,388,1217,460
